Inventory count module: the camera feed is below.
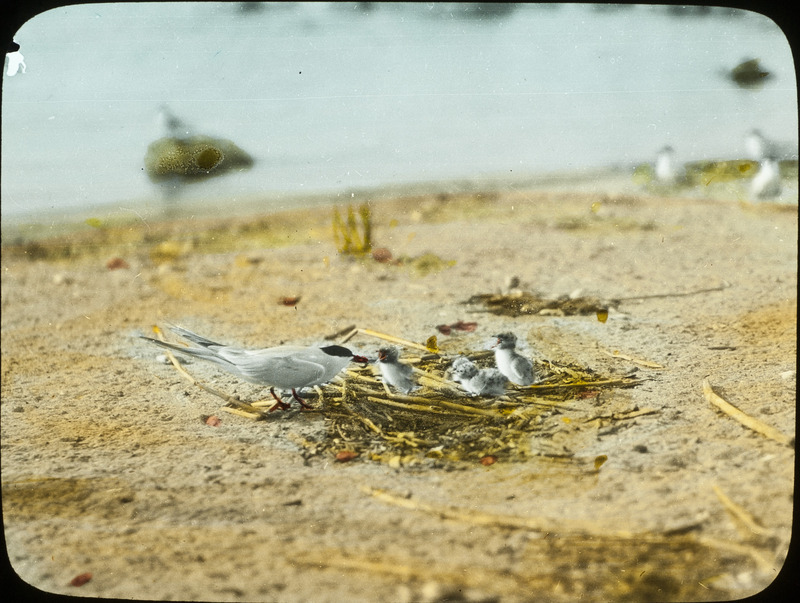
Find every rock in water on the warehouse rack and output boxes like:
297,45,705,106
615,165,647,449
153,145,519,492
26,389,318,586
144,135,254,183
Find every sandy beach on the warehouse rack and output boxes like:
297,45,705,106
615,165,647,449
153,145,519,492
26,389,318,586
1,180,796,601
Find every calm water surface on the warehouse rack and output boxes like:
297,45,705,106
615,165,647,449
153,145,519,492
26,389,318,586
1,3,796,220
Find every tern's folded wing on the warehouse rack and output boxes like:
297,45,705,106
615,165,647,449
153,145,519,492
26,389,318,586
510,356,534,380
234,354,327,387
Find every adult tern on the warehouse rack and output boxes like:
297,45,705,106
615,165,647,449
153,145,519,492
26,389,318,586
142,325,368,411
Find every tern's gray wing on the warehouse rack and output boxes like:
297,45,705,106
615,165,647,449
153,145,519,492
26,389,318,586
476,369,507,396
510,355,535,384
220,348,329,388
382,363,416,393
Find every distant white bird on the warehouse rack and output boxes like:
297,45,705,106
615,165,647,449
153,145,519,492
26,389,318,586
655,145,679,184
750,156,782,199
141,325,368,411
491,332,537,386
450,356,507,396
745,129,767,161
745,129,798,162
376,347,416,394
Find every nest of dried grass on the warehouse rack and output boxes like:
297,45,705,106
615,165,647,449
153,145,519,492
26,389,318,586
314,349,642,466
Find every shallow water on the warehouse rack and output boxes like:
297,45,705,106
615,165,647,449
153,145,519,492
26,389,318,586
1,2,796,220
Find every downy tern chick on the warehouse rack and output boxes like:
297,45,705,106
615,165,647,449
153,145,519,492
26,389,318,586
376,346,417,394
450,356,507,396
491,332,537,386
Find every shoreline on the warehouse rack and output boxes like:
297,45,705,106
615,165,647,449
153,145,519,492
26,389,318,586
3,163,796,243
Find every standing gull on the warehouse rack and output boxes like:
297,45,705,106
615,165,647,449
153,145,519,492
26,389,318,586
744,129,798,162
141,326,368,411
157,104,193,140
750,155,782,200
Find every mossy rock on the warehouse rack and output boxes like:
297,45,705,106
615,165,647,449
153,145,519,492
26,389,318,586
144,135,254,182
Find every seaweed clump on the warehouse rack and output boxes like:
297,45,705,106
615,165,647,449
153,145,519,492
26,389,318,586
465,292,609,318
332,204,372,256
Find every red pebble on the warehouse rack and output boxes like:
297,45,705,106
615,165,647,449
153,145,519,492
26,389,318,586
371,247,393,263
105,257,129,270
335,450,359,462
70,572,93,587
451,320,478,332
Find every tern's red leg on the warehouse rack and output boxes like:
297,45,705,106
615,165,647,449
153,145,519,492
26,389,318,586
267,388,291,412
291,389,313,410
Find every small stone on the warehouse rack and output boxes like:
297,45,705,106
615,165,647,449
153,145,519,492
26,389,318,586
106,257,130,270
52,273,73,285
371,247,393,263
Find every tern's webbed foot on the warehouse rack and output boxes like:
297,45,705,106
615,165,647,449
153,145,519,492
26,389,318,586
291,389,313,410
268,388,292,412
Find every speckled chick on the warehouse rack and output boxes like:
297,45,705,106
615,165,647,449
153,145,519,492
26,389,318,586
451,356,507,396
377,347,416,394
491,332,537,386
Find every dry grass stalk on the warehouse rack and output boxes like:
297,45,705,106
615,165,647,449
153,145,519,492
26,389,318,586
221,407,261,420
288,550,530,596
361,486,705,540
711,484,773,538
523,377,641,390
582,408,659,425
702,378,793,446
357,327,432,353
599,346,665,369
694,535,777,574
366,396,475,417
615,282,730,301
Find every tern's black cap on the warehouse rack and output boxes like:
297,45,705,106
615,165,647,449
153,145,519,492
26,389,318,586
320,345,354,358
